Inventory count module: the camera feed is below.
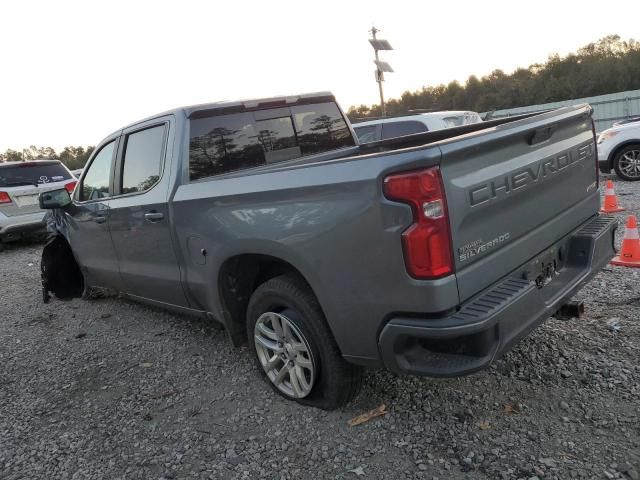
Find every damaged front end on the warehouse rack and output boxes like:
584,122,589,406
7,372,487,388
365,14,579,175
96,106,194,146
41,210,84,303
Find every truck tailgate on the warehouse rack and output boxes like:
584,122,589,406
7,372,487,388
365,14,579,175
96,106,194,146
439,105,599,302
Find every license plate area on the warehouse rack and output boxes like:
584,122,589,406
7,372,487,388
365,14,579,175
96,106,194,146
522,247,561,289
14,194,39,207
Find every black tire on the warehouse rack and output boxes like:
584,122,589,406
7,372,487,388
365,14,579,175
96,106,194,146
613,144,640,181
246,273,363,410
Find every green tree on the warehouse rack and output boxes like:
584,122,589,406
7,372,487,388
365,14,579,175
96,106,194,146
58,146,94,170
0,145,94,166
22,145,58,161
0,149,24,162
348,35,640,121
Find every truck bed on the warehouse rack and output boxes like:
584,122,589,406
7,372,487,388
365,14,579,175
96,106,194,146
171,103,603,367
358,110,545,154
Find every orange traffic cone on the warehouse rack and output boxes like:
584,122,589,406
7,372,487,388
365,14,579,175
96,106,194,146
600,180,625,213
611,215,640,268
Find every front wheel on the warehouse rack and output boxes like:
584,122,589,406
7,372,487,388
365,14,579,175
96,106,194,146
246,274,363,410
613,144,640,181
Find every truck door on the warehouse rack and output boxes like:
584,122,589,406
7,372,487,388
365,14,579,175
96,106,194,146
66,137,123,290
107,117,189,307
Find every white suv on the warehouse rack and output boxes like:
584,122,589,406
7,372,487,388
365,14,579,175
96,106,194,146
352,111,483,143
597,119,640,181
0,160,77,249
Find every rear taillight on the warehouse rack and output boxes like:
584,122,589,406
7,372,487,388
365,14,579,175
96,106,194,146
0,191,11,204
383,166,454,279
64,181,77,194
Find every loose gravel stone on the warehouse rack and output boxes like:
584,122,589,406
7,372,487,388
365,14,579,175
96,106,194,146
0,175,638,479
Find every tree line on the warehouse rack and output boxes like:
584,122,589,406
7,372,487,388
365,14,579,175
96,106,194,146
3,34,638,156
0,145,94,170
348,35,640,120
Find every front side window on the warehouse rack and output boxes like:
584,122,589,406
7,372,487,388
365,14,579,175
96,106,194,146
121,125,166,194
381,121,428,140
80,141,115,201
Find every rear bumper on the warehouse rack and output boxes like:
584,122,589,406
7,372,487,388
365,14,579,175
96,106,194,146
378,215,617,377
0,211,47,240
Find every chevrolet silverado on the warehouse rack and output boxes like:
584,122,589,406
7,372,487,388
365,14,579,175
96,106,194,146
39,92,616,409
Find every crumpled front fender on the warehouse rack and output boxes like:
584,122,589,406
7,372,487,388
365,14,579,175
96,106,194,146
41,210,83,303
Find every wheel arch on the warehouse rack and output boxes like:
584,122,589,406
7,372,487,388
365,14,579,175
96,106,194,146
608,139,640,166
217,253,321,346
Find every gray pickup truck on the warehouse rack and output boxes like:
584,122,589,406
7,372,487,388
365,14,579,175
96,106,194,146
40,92,616,409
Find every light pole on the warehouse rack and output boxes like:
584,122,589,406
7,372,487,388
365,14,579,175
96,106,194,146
369,26,393,117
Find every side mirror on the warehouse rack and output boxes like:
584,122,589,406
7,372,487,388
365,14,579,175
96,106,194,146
39,188,72,209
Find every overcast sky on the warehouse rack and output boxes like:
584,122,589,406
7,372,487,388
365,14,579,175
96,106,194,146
1,0,638,151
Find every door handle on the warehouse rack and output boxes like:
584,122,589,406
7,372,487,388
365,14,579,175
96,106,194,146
144,212,164,222
93,216,107,224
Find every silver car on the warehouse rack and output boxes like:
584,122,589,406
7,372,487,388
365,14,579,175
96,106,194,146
0,160,77,248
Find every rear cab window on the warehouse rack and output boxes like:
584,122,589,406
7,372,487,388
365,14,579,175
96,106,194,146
0,162,71,188
189,101,354,180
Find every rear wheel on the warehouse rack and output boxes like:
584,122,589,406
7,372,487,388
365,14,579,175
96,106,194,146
253,310,316,399
246,274,363,410
613,144,640,181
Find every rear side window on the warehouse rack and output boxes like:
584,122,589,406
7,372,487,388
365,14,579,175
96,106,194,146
81,141,115,201
120,125,166,194
0,162,71,188
381,121,428,140
354,125,378,143
189,102,355,180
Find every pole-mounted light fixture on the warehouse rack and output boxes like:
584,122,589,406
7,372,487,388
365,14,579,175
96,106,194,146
369,26,393,117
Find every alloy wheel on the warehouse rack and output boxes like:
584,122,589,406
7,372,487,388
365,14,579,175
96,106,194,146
253,311,316,398
618,149,640,179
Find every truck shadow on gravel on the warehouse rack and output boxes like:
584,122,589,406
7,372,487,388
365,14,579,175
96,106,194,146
3,257,639,479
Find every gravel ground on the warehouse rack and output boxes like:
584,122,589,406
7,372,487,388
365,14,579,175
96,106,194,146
1,174,639,480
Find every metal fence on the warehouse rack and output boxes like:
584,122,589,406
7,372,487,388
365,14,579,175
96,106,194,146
483,89,640,132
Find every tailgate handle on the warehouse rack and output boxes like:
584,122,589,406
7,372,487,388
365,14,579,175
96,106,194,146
527,124,558,145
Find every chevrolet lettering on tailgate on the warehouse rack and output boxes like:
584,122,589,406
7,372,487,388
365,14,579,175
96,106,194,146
468,142,595,207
